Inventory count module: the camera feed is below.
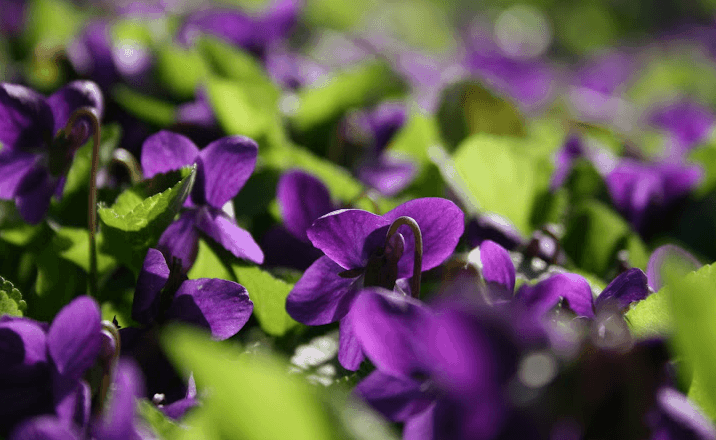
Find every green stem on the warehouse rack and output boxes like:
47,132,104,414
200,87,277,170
66,108,101,298
385,216,423,299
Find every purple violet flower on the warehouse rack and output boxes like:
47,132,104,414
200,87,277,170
140,130,264,271
0,296,103,434
646,244,701,292
0,81,104,224
285,197,464,370
648,99,715,160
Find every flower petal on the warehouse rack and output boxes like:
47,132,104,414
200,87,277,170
403,404,436,440
594,268,649,311
93,359,145,440
0,149,36,199
47,296,102,382
9,415,81,440
477,240,515,294
0,318,47,370
14,165,55,224
46,80,104,138
351,288,433,378
646,244,701,291
167,278,253,340
356,155,417,197
140,130,200,179
286,256,362,325
194,208,264,264
307,209,390,270
383,198,465,278
516,273,594,318
194,135,258,208
338,308,364,371
0,83,54,152
355,370,432,422
277,170,334,242
132,248,170,325
157,211,200,273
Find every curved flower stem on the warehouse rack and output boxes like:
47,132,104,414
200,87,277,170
66,108,101,298
386,216,423,299
96,320,121,415
112,148,143,184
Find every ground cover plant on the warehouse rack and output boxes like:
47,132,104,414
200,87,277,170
5,0,716,438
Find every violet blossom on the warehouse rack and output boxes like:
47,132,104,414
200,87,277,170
648,99,715,160
285,197,464,370
140,130,264,271
0,80,103,224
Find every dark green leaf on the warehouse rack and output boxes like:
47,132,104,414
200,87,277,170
112,85,176,126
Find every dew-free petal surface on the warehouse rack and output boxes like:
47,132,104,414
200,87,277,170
338,308,364,371
478,240,516,294
595,268,649,311
132,248,170,325
46,80,104,138
277,170,334,242
157,211,201,273
140,131,199,179
196,135,257,207
356,370,432,422
194,208,264,264
516,273,594,318
0,83,53,152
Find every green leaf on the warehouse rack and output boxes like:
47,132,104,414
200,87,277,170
232,264,298,336
265,145,363,201
562,200,632,277
23,0,83,52
625,287,673,339
52,228,117,274
451,134,551,235
289,62,405,131
188,239,235,281
112,85,176,126
666,262,716,420
98,166,196,273
156,44,210,99
388,108,441,165
162,326,336,440
0,276,27,317
62,123,121,197
139,400,183,440
206,75,279,140
197,36,268,82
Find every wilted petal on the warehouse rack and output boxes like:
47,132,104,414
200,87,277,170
307,209,390,270
356,155,417,197
167,279,253,340
46,80,104,138
277,170,334,242
157,211,200,273
140,131,199,178
132,248,170,325
286,256,362,325
338,308,364,371
194,136,258,208
356,370,432,422
383,198,465,278
516,273,594,318
9,415,81,440
594,268,649,311
0,83,53,152
194,208,264,264
352,288,433,378
0,149,36,199
477,240,515,294
646,244,701,291
47,296,102,382
14,166,55,224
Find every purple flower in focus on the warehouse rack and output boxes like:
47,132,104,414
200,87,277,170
285,197,464,369
140,130,263,271
0,297,103,434
343,102,417,197
0,81,103,224
649,99,715,159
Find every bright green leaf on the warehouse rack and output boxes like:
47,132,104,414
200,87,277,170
156,44,210,99
188,239,235,281
163,326,336,440
0,276,27,317
206,75,278,139
53,228,116,274
232,264,298,336
112,85,176,126
62,123,121,197
625,287,673,339
139,400,183,440
388,108,441,165
197,36,268,82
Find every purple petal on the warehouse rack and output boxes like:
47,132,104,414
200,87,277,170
9,416,81,440
307,209,391,270
478,240,515,294
383,198,465,279
47,296,102,382
277,170,334,242
658,163,703,203
167,278,253,340
352,288,433,377
649,100,715,154
0,83,54,152
140,131,199,179
194,207,264,264
367,102,407,152
651,387,716,440
46,80,104,138
356,155,417,197
53,380,90,428
157,211,201,273
194,135,258,208
550,135,584,190
67,21,118,90
338,307,365,371
14,165,56,224
403,404,436,440
355,370,433,422
132,248,170,325
594,268,649,311
286,256,362,325
516,273,594,318
0,318,47,370
177,9,258,49
646,245,701,292
0,148,36,199
93,359,144,440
